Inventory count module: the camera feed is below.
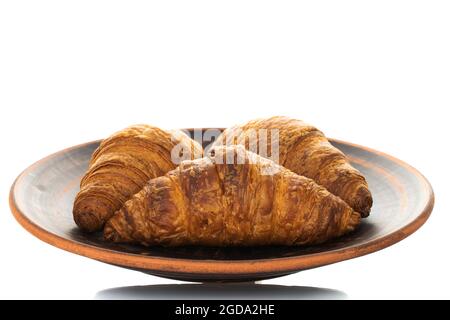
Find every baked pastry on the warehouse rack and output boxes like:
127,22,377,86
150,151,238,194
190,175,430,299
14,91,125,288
104,145,360,246
73,125,203,232
213,116,372,217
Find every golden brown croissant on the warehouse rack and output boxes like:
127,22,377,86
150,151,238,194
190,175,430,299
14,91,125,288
104,145,360,246
213,116,373,217
73,125,203,232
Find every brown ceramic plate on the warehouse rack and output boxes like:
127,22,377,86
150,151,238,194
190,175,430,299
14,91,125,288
9,129,434,282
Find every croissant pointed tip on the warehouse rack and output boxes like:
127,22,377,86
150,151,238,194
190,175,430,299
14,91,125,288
348,211,362,232
355,186,373,218
103,222,119,242
74,210,102,233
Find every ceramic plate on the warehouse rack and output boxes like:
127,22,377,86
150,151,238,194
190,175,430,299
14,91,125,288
9,129,434,282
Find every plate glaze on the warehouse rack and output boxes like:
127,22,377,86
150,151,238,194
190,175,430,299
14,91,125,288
9,130,434,282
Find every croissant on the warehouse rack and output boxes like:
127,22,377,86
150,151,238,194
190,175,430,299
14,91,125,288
213,116,373,217
104,145,360,246
73,125,203,232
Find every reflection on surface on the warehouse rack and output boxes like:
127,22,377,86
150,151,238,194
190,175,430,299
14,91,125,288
95,283,347,300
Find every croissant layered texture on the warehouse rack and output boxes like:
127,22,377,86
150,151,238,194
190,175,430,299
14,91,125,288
213,116,373,217
73,125,203,232
104,145,361,246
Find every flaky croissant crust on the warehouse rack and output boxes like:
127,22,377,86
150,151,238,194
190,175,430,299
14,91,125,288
73,125,203,232
213,116,373,217
104,145,360,246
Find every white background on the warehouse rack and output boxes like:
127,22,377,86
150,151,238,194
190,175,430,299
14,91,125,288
0,1,449,299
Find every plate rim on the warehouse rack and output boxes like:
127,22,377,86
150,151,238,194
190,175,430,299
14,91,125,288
9,137,435,275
